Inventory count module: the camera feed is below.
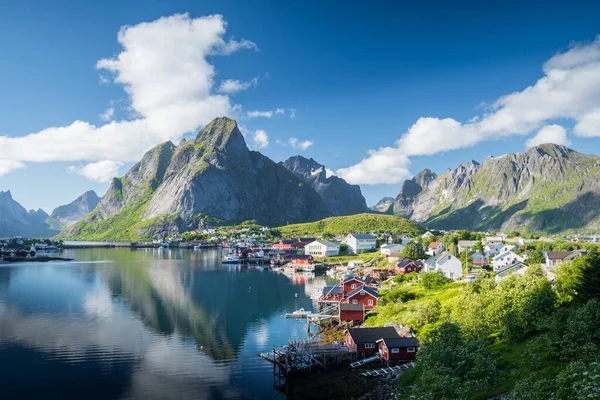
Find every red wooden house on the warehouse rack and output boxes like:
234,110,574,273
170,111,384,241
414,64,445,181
272,240,294,250
377,337,419,361
339,303,365,322
290,255,314,265
321,286,345,301
395,259,419,274
345,327,400,355
343,277,365,294
346,285,379,311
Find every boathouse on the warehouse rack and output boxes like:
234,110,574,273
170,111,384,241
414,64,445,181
290,254,314,265
395,259,419,274
339,303,365,322
345,327,400,355
321,286,345,301
377,337,419,361
346,285,379,310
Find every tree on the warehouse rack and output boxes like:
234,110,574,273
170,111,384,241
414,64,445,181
401,241,426,260
420,271,451,290
527,249,545,264
411,323,498,399
461,250,473,274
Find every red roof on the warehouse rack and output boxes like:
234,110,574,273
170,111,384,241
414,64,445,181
429,242,442,249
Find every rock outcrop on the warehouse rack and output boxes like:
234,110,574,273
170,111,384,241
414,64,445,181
281,155,369,216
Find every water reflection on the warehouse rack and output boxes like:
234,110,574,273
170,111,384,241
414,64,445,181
0,249,332,399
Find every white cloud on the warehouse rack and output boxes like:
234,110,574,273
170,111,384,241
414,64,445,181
289,108,297,119
247,110,273,118
574,108,600,136
99,107,115,121
275,108,285,115
325,168,336,178
67,160,124,182
0,160,25,176
525,124,571,148
287,137,313,151
217,77,258,94
339,35,600,184
251,129,269,149
0,13,255,178
336,146,411,185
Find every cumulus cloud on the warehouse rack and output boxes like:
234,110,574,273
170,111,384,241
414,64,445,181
252,129,269,149
525,124,571,148
288,137,313,150
67,160,124,182
338,35,600,184
217,77,258,94
0,13,256,181
336,147,411,185
247,110,273,118
0,160,25,176
99,107,115,121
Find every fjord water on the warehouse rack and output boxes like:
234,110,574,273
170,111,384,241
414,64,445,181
0,248,325,399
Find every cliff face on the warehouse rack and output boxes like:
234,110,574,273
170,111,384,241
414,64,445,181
63,117,334,239
0,191,58,237
281,155,369,216
378,144,600,233
370,197,394,214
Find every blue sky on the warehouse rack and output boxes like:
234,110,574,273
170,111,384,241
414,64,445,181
1,0,600,212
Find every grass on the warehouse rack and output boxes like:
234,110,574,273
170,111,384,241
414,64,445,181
276,213,423,238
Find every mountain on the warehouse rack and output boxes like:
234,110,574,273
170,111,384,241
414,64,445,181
0,191,59,238
378,144,600,233
47,190,100,229
370,197,394,213
281,155,369,215
62,117,334,240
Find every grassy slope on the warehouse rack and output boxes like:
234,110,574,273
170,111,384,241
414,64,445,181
276,213,423,238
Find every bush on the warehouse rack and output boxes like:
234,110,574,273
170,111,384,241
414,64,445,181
420,271,451,290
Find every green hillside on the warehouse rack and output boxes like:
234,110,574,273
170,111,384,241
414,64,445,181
275,213,423,237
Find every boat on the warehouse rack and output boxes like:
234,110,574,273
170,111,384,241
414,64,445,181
222,254,243,264
285,308,310,318
29,245,36,257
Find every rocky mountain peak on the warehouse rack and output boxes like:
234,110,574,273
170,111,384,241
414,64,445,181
527,143,571,159
194,117,247,154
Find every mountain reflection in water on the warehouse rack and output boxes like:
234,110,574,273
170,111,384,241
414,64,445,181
0,248,328,399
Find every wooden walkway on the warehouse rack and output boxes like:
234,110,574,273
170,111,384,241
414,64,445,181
360,362,415,377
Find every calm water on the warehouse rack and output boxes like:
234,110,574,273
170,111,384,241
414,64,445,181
0,248,330,399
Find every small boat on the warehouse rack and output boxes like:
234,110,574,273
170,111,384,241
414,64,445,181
222,254,243,264
285,308,310,318
29,245,36,257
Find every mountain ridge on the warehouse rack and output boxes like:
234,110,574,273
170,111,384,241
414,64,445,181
62,117,367,240
376,143,600,233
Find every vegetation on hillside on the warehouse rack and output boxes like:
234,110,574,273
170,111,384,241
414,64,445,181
274,213,423,238
367,255,600,399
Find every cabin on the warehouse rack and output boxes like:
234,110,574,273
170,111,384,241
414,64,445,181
272,240,294,250
290,254,314,265
321,286,345,301
346,285,379,311
377,337,419,361
345,327,400,355
339,303,365,322
395,258,419,274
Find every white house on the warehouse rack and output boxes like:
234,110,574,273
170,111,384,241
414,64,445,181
493,251,524,271
483,236,503,245
484,242,504,258
346,234,377,254
427,242,446,256
499,244,518,254
425,251,463,280
380,243,405,256
305,240,341,257
348,260,365,268
544,250,586,269
495,262,529,281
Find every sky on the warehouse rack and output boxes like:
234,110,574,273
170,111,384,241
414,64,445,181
1,0,600,212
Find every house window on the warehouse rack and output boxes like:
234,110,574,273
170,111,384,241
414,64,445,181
407,347,416,353
360,291,365,295
351,283,356,289
391,348,400,353
352,300,358,304
368,299,373,305
365,343,375,349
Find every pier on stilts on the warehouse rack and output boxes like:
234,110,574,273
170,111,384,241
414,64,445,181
260,340,352,394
